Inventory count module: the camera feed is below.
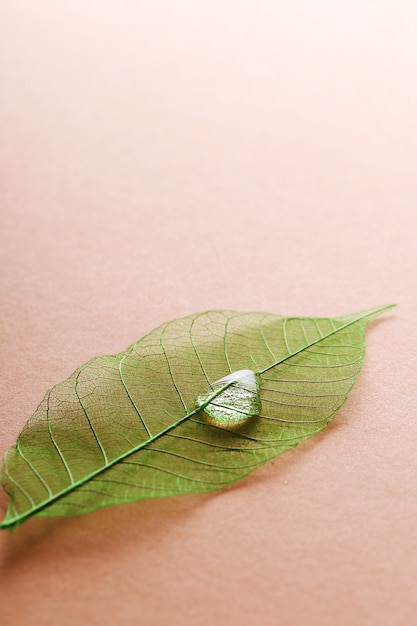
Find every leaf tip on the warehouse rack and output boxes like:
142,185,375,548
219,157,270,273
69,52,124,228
376,303,397,315
364,303,397,319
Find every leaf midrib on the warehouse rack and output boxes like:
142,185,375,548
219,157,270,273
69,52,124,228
0,304,393,529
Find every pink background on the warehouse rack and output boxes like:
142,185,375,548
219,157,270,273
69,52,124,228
0,2,416,624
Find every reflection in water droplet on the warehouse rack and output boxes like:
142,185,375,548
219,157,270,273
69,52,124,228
196,369,261,430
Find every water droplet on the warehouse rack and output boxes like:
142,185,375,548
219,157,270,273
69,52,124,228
196,369,261,430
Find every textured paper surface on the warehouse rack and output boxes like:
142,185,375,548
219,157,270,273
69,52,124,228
0,2,416,625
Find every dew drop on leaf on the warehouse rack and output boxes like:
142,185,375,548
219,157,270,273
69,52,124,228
196,369,262,429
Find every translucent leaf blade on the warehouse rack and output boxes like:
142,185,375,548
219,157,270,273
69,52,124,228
0,305,394,529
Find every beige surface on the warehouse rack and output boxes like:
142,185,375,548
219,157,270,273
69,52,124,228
0,2,416,625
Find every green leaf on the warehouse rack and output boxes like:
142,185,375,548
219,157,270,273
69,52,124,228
0,305,394,530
